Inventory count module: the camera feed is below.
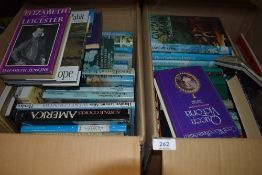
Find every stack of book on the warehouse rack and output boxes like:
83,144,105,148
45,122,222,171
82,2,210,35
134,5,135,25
0,7,136,136
149,15,245,138
149,14,233,71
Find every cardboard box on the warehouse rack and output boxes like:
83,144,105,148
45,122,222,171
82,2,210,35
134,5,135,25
0,0,145,174
142,0,262,174
0,134,140,175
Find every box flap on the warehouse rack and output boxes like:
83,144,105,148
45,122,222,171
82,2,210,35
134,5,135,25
0,134,140,175
227,76,261,137
163,138,262,175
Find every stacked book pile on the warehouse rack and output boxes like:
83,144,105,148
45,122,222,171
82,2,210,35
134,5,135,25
0,7,136,136
149,14,233,71
149,14,245,138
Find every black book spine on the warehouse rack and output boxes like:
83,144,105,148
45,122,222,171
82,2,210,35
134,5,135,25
15,109,130,125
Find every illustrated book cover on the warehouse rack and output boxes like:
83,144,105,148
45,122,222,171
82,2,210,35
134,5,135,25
83,37,114,71
149,15,232,55
0,7,71,79
61,10,89,67
154,66,240,138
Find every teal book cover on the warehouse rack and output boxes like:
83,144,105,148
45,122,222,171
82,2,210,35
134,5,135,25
83,37,114,70
149,15,232,55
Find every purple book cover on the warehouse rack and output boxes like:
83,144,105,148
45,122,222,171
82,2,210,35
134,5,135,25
0,7,71,74
154,66,240,138
85,12,102,48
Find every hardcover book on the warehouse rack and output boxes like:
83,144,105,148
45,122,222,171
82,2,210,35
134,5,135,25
20,123,127,133
85,12,102,49
154,66,240,138
149,15,232,55
0,7,71,79
102,31,133,53
83,37,114,70
15,108,130,125
61,10,89,67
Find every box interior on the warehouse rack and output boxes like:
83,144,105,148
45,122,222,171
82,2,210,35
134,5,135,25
142,0,262,139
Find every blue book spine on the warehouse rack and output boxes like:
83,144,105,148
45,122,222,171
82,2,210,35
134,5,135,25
81,68,135,76
45,87,134,93
151,43,232,55
21,124,127,133
152,52,226,61
81,74,134,86
114,47,133,53
102,31,133,53
43,91,134,102
152,59,216,67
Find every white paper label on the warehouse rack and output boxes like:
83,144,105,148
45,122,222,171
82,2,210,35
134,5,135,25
56,66,79,82
153,138,176,150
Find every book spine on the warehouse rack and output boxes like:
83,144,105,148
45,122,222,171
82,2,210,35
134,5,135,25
152,52,223,61
102,31,133,51
114,52,133,60
42,91,134,101
114,47,133,53
44,87,134,93
86,10,95,38
16,101,135,110
81,68,135,76
151,43,232,55
85,12,102,46
15,108,130,124
80,74,134,87
152,60,216,67
20,123,127,133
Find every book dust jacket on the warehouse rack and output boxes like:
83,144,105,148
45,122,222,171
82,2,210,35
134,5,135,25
149,15,232,55
154,66,240,138
0,7,71,75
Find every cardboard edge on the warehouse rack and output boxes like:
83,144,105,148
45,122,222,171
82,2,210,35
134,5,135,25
162,138,262,175
227,75,261,137
0,133,141,175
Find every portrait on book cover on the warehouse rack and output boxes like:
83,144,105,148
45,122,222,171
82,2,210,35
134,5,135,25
6,24,59,66
174,72,200,98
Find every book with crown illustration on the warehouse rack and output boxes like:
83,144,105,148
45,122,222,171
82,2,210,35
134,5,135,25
154,66,240,138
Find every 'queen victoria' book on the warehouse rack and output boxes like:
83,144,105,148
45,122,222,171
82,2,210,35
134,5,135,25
154,66,240,138
0,7,71,80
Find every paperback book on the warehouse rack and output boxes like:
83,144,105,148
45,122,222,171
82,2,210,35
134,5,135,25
154,66,240,138
0,7,71,79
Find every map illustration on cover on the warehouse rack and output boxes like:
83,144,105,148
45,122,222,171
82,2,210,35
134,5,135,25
149,15,232,55
0,7,71,75
154,66,240,138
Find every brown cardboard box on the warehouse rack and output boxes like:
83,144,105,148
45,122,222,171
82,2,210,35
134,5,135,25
0,134,140,175
142,0,262,174
0,0,145,174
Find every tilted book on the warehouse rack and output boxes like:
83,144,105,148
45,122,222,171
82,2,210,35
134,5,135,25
154,66,240,138
149,15,232,56
61,10,89,67
85,12,102,49
0,7,71,79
